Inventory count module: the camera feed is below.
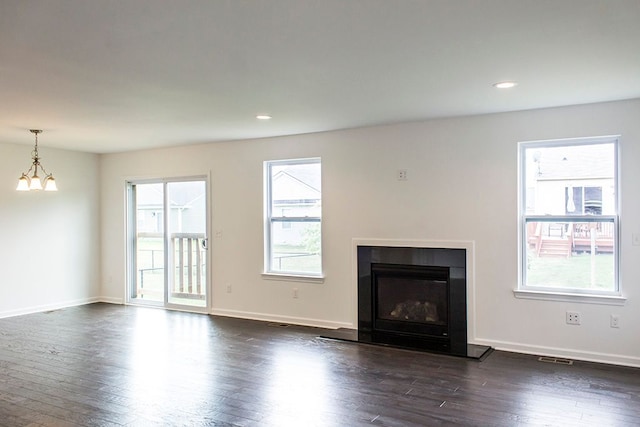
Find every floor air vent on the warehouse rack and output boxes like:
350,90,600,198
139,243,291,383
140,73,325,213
538,356,574,365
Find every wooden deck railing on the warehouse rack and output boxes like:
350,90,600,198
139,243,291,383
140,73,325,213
527,222,614,257
136,232,207,300
570,222,614,254
170,233,207,300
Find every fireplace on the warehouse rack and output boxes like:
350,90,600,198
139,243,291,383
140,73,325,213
358,245,469,356
320,241,491,359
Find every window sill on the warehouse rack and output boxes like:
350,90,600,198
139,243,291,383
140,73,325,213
513,289,626,305
262,272,325,284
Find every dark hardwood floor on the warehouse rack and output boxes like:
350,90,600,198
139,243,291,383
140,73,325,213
0,304,639,426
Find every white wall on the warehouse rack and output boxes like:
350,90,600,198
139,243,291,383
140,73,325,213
100,98,640,367
0,143,100,317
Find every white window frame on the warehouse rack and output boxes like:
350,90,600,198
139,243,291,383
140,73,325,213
515,136,625,305
263,157,323,281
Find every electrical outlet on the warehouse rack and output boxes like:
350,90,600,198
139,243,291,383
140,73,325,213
292,288,299,299
610,314,620,328
226,283,232,293
566,311,581,325
397,169,408,181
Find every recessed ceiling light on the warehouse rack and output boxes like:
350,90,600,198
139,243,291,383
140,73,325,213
493,81,518,89
256,115,272,120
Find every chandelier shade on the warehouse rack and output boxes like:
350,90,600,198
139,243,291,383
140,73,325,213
16,129,58,192
16,175,30,191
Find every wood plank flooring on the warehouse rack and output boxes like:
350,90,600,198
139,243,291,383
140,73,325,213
0,303,639,426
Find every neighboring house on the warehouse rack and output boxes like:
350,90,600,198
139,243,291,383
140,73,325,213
526,144,615,216
135,183,206,234
525,143,615,256
271,167,321,246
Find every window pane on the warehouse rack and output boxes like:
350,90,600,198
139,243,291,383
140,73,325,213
271,221,321,274
270,162,321,217
524,143,615,216
133,183,165,303
521,138,618,294
167,181,207,308
524,220,615,291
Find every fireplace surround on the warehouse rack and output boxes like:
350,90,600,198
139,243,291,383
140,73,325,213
358,245,468,355
322,240,491,359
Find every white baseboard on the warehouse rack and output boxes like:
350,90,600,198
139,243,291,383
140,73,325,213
98,296,125,305
98,300,353,329
210,308,353,330
0,297,101,319
473,337,640,368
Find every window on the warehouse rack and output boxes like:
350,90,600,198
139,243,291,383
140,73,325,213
265,158,322,276
519,137,619,297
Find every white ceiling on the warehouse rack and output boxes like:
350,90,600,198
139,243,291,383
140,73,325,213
1,0,639,153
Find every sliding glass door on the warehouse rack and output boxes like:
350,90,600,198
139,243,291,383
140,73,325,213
127,178,208,311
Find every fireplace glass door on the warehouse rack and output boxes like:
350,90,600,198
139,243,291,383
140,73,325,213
372,263,449,338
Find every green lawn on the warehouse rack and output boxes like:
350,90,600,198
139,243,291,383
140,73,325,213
526,250,614,290
273,244,321,274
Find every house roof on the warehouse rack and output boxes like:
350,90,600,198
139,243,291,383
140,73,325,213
274,167,321,193
1,1,639,153
535,143,614,180
272,163,321,203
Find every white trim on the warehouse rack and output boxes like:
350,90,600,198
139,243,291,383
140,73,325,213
99,296,125,305
513,289,626,305
351,238,476,342
206,169,213,311
261,272,325,283
125,175,211,312
210,308,352,329
517,136,621,295
474,337,640,368
0,297,101,320
519,134,621,147
264,157,323,276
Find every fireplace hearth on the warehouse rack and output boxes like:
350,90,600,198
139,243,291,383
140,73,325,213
321,243,492,360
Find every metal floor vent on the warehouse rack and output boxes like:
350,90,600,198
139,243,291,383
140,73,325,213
267,323,290,328
538,356,574,365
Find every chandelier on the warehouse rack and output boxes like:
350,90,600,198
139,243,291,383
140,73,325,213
16,129,58,192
